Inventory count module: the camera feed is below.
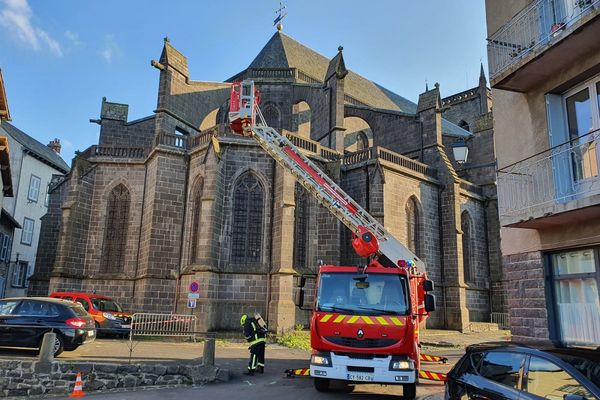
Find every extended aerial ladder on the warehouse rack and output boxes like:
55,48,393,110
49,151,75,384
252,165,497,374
228,80,425,274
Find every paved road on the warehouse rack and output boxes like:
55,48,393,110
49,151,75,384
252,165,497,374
49,348,461,400
0,337,474,399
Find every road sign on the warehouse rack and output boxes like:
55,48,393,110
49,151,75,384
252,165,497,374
187,299,197,309
187,292,200,300
189,281,199,293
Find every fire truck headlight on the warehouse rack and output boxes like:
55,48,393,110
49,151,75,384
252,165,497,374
311,354,331,366
390,359,413,370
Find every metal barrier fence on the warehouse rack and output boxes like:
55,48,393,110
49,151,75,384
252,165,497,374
491,312,510,330
130,313,198,340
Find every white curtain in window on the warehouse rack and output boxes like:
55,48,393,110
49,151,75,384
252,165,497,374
556,278,600,345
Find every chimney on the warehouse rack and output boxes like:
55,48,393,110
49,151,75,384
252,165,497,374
47,138,61,154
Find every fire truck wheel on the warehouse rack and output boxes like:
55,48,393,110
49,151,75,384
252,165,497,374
402,382,416,399
313,377,330,392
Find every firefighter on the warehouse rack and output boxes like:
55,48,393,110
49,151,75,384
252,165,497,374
240,314,266,375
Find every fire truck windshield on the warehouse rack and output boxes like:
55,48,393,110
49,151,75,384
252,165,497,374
316,273,409,316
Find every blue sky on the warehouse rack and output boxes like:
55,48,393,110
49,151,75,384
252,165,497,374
0,0,489,163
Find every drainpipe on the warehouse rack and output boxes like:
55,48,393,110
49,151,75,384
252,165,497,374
174,152,191,313
482,197,493,318
265,159,276,325
437,185,448,329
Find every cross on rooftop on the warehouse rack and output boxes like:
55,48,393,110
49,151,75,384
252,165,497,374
274,2,287,31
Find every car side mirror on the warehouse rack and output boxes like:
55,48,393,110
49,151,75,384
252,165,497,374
423,279,434,292
294,288,305,308
563,395,586,400
424,294,436,313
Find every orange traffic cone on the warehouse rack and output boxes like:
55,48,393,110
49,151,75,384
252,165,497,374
69,372,85,398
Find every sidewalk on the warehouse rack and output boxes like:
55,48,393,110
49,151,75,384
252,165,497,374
420,329,511,349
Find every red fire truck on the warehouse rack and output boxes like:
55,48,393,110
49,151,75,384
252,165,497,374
229,80,435,399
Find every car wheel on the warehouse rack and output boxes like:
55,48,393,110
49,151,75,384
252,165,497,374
403,382,416,400
53,334,64,357
314,377,330,392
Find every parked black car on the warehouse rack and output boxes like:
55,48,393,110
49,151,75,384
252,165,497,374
0,297,95,356
445,342,600,400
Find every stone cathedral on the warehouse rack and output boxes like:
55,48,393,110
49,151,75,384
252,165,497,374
30,31,504,332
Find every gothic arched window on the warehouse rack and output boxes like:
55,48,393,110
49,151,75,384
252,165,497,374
294,183,309,269
190,179,204,264
230,172,265,265
101,184,130,273
357,132,369,151
262,104,281,131
462,211,473,283
406,197,421,258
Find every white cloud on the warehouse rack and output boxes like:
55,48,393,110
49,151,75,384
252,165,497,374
98,34,119,63
0,0,63,56
64,30,82,46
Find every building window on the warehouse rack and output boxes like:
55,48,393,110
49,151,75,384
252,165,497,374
563,75,600,182
189,179,203,264
458,120,470,132
462,211,473,283
262,104,281,131
101,184,130,273
548,248,600,346
11,261,29,288
21,218,34,245
293,183,309,269
356,132,369,151
230,172,264,265
406,197,421,258
0,233,11,262
28,175,41,202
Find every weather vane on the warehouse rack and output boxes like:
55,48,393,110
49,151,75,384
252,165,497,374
274,2,287,31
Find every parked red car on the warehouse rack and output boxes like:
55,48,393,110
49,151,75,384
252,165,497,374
49,292,131,336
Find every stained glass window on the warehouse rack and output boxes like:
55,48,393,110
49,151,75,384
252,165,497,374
406,197,420,258
101,184,130,273
294,183,309,269
230,173,264,265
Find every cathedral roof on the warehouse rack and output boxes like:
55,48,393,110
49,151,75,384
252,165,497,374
245,32,470,138
247,32,416,113
0,122,70,173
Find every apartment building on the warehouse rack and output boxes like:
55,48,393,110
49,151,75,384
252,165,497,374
485,0,600,345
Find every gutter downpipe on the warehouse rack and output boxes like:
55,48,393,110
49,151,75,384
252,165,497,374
132,154,149,302
437,184,448,329
266,158,276,326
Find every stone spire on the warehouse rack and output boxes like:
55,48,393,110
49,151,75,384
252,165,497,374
479,62,487,86
325,46,348,81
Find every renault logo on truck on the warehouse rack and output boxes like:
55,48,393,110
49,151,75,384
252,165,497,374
357,329,364,338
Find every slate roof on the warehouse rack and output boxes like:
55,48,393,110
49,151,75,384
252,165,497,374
0,122,70,173
245,32,471,138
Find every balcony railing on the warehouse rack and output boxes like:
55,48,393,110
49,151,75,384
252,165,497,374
84,145,146,159
497,128,600,218
487,0,599,79
343,147,438,179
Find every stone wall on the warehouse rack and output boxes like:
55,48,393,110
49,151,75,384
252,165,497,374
503,251,550,341
0,359,223,398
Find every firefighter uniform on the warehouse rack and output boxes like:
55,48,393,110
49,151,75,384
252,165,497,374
240,314,266,375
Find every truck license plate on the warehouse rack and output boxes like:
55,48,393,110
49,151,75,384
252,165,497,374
121,324,131,329
347,373,374,382
87,330,94,337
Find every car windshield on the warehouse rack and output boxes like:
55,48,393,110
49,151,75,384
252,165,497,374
91,298,122,312
316,272,409,315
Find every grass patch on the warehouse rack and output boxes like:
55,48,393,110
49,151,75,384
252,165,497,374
276,327,311,351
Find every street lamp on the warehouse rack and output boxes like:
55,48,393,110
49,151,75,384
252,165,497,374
452,139,469,164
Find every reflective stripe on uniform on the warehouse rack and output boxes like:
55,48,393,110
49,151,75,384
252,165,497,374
249,337,266,346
